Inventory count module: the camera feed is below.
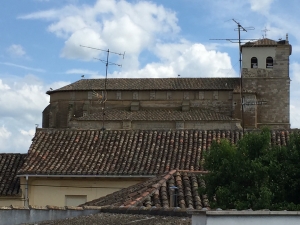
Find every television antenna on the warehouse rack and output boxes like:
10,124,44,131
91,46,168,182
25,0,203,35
80,45,125,130
210,19,256,134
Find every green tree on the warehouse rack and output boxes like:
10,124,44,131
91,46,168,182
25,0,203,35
201,129,300,210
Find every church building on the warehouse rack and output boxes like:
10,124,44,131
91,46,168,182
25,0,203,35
43,35,292,130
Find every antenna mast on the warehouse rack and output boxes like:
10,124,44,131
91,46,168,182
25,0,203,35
80,45,125,131
210,19,255,134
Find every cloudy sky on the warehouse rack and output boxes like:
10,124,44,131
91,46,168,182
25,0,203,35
1,0,300,153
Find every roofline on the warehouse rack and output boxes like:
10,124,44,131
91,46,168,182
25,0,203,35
74,119,241,122
17,171,209,179
241,44,278,48
17,174,156,178
46,77,241,95
46,88,237,95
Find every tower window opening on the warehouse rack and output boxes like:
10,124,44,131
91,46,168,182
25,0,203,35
251,57,258,68
266,56,273,68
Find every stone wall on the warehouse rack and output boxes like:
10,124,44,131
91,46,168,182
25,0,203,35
242,68,290,129
0,205,101,225
69,120,241,130
45,90,235,129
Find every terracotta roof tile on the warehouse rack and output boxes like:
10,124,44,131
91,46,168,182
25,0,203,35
47,78,240,93
0,154,26,196
81,170,209,210
18,129,296,176
76,109,237,121
242,38,278,47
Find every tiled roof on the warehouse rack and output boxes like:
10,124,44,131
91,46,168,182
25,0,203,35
35,212,191,225
82,170,209,210
76,109,237,121
18,129,294,176
47,78,240,93
0,154,26,196
242,38,278,47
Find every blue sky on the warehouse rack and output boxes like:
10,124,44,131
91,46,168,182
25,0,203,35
1,0,300,153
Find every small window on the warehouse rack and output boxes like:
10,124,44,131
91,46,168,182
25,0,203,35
266,56,273,68
251,57,258,68
65,195,87,206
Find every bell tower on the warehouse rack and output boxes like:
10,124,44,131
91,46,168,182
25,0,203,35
241,34,292,129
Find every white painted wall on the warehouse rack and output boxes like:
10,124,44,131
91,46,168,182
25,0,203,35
191,211,300,225
242,47,276,69
20,177,147,207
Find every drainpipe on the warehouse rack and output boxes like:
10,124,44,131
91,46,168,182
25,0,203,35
169,186,178,207
25,175,29,208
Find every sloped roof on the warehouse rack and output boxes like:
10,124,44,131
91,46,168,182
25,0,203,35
0,154,26,196
82,170,209,210
76,109,237,121
242,38,278,47
18,129,293,176
47,78,240,94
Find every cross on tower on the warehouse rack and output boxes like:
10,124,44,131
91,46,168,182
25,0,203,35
262,27,270,38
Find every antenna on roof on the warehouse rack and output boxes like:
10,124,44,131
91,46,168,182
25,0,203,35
80,45,125,131
210,19,257,134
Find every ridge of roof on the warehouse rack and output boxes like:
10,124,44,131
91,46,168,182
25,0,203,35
75,109,238,121
47,77,240,94
242,38,279,47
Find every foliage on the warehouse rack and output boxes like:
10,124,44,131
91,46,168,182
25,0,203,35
201,128,300,210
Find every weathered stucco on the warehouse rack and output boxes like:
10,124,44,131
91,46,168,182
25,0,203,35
20,177,148,207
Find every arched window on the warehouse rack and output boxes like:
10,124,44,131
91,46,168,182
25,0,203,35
266,56,273,68
251,57,258,68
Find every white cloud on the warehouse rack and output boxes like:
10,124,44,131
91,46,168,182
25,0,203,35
291,62,300,82
19,0,179,65
0,80,10,90
0,62,45,73
0,76,70,153
18,8,65,20
17,0,239,81
61,28,106,60
7,44,26,57
0,125,11,139
20,128,35,136
290,104,300,128
109,41,236,78
290,62,300,128
16,0,239,81
66,69,99,76
249,0,274,14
